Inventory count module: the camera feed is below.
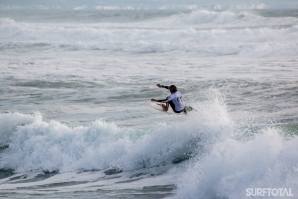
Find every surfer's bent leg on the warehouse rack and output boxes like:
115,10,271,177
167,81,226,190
161,103,169,111
168,101,176,112
169,100,184,114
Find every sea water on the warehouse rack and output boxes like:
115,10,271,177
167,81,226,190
0,8,298,199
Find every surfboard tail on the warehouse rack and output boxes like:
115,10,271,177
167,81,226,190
185,106,193,111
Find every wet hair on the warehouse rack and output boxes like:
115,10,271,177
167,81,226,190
169,85,177,93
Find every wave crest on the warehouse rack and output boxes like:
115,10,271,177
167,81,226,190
0,91,232,173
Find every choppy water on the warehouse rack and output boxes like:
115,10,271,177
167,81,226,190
1,9,298,199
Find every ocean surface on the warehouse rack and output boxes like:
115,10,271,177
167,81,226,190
1,8,298,199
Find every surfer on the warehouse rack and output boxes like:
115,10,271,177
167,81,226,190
151,84,187,114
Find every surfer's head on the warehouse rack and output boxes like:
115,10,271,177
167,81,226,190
169,85,177,93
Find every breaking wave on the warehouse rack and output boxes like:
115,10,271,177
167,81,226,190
0,94,231,172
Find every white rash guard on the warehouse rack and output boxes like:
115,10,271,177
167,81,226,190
156,86,185,112
166,91,185,112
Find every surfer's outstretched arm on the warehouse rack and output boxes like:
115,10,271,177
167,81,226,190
151,98,169,102
156,84,169,89
151,97,169,111
152,84,170,102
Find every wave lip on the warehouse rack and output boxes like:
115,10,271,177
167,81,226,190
0,112,41,147
0,112,198,173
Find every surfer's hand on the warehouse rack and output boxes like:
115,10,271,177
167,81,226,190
156,84,162,88
151,99,157,102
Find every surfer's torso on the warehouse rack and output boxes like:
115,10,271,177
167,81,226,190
166,91,185,112
156,85,185,112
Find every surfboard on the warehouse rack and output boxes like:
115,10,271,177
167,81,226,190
151,102,193,114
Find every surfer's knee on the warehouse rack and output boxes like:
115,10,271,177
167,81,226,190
162,104,168,111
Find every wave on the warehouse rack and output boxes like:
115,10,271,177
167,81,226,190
1,16,298,56
0,2,297,10
1,90,298,198
1,22,297,43
0,93,231,173
173,126,298,199
1,9,298,57
180,10,297,26
182,10,254,25
147,9,298,27
0,17,15,24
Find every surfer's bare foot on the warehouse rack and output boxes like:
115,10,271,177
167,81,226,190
162,104,168,111
184,108,188,115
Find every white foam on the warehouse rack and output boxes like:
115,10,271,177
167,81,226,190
0,112,41,146
174,127,298,199
1,12,297,57
0,90,232,173
184,10,242,24
95,5,135,10
0,2,296,10
0,17,16,24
